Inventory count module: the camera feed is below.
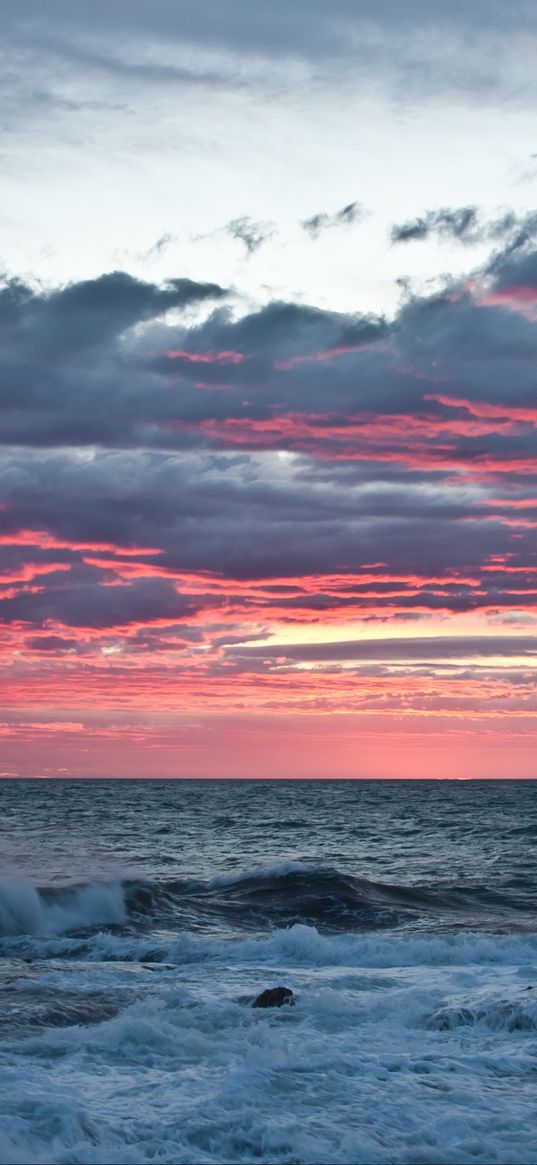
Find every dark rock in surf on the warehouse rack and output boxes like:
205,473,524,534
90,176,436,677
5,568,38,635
253,986,294,1008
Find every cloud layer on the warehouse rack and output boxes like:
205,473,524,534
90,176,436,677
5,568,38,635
1,229,537,774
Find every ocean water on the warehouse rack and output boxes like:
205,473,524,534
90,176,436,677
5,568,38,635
1,780,537,1165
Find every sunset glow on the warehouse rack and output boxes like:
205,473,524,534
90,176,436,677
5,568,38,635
1,276,536,777
1,1,537,780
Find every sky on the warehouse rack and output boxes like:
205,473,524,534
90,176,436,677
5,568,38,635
1,1,537,778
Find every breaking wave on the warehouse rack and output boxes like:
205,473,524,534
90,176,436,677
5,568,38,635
0,878,127,938
1,861,536,941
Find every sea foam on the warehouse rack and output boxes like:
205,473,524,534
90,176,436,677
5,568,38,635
0,878,127,937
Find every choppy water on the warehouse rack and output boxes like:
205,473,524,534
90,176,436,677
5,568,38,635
2,778,537,1164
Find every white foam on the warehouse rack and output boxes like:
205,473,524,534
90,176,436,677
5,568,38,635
43,883,126,935
0,878,127,938
6,919,537,975
4,903,537,1163
0,880,44,937
3,947,537,1165
205,859,315,888
90,922,537,972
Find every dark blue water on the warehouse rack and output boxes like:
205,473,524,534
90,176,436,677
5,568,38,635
2,779,537,1164
2,779,537,936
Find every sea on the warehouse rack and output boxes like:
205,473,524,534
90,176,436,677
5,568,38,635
1,779,537,1165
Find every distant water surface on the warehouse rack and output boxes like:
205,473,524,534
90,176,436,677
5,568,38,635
1,779,537,1164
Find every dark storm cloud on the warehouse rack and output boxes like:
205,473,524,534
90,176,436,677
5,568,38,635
0,448,477,572
23,635,80,652
177,299,385,363
0,576,199,630
302,202,363,239
1,244,537,637
0,270,227,351
485,220,537,282
2,253,537,453
0,279,389,449
0,439,534,610
225,217,276,256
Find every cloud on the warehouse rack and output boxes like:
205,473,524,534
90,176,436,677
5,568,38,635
3,2,536,66
232,635,537,663
391,206,479,244
0,575,199,630
1,242,537,731
1,251,537,493
2,247,537,471
2,0,536,124
302,202,363,239
142,233,177,261
390,208,537,261
0,270,227,351
225,216,276,255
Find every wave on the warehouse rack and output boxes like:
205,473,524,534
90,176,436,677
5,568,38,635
1,861,536,940
427,994,537,1032
0,987,123,1038
2,940,537,1165
5,923,537,1005
126,862,537,934
0,878,127,939
125,863,399,934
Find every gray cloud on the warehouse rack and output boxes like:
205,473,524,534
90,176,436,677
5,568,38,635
1,0,536,117
0,433,534,621
302,202,363,239
142,233,177,261
2,248,537,455
1,244,537,637
0,270,227,351
391,207,479,244
231,636,537,663
0,575,200,630
389,209,537,270
2,252,537,454
225,217,276,256
389,206,529,246
3,2,535,61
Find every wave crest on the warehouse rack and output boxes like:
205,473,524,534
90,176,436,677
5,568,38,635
2,861,535,940
0,878,127,938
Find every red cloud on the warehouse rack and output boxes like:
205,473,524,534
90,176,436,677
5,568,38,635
165,349,246,364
